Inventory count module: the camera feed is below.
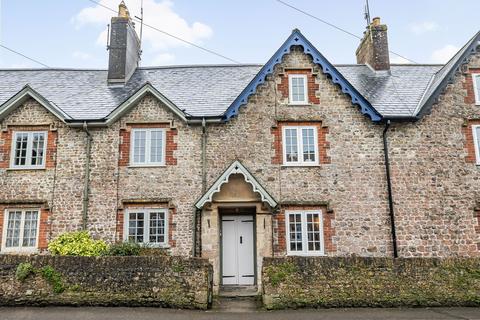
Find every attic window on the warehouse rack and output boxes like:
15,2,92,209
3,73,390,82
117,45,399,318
288,74,308,105
473,74,480,105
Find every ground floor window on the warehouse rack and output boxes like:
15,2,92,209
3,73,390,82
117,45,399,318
2,209,40,252
124,208,168,246
285,210,324,255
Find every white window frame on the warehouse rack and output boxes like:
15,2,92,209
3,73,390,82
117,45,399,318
282,126,319,166
472,73,480,105
123,208,169,247
1,208,41,253
288,74,309,105
10,131,48,169
285,210,324,256
473,124,480,165
129,128,166,167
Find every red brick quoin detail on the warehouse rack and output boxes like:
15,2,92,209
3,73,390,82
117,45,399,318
271,121,330,165
463,68,480,104
0,205,50,251
0,126,57,169
463,119,480,163
273,205,336,255
116,203,176,248
277,69,320,104
119,123,177,166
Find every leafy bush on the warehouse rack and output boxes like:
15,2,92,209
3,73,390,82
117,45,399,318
16,262,34,282
105,242,141,256
48,231,108,256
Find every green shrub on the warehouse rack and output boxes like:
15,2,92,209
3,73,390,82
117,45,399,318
16,262,34,282
40,266,64,294
105,242,141,256
48,231,108,256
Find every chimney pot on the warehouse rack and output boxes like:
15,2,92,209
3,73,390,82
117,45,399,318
372,17,381,27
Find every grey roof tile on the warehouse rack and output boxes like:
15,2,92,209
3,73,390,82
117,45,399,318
0,63,444,120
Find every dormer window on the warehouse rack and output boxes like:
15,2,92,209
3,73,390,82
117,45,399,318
288,74,308,105
472,74,480,105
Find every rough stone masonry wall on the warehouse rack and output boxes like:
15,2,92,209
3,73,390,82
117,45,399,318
262,256,480,309
0,100,86,242
204,46,392,257
387,52,480,257
0,255,213,309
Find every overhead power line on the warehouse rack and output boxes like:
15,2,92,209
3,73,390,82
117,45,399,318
274,0,418,64
0,44,50,68
85,0,241,64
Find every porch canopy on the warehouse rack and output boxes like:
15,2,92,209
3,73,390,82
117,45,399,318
194,160,277,209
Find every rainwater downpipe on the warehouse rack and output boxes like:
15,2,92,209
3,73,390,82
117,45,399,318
192,117,207,257
82,121,92,230
382,120,398,258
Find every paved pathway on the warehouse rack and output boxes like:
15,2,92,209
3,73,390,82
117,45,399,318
1,307,479,320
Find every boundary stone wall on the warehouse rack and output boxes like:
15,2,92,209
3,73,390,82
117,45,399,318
262,257,480,309
0,255,213,309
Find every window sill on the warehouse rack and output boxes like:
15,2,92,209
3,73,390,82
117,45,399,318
1,248,39,254
288,103,312,107
287,253,325,257
281,164,320,168
6,167,46,171
127,165,166,168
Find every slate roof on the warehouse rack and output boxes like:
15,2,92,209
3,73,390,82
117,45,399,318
0,30,478,123
338,64,441,117
0,65,262,119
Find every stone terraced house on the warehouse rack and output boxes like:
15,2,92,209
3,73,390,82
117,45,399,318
0,2,479,292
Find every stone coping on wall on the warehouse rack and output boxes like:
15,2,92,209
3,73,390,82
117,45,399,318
262,256,480,309
0,255,213,309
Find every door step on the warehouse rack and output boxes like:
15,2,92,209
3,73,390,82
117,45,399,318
212,296,261,312
219,285,258,297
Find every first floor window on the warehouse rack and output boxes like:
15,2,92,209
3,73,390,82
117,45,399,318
473,73,480,105
283,126,318,165
11,131,47,169
2,209,40,252
130,128,166,166
288,74,308,104
285,210,323,255
124,209,168,246
473,125,480,164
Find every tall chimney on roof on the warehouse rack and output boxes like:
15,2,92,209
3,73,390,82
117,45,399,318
107,1,141,84
355,17,390,71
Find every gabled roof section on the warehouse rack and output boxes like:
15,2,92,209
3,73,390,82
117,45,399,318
195,160,277,209
222,29,382,122
0,85,71,122
105,82,188,124
415,31,480,118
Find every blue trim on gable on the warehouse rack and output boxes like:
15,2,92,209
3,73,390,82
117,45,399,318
222,30,382,122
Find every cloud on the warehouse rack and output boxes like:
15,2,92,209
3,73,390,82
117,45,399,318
409,21,439,35
72,51,93,60
73,0,213,64
431,45,459,63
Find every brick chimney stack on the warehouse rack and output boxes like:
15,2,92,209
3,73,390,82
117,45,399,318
107,1,141,84
355,17,390,71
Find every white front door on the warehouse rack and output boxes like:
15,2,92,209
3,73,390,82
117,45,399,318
221,215,255,285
